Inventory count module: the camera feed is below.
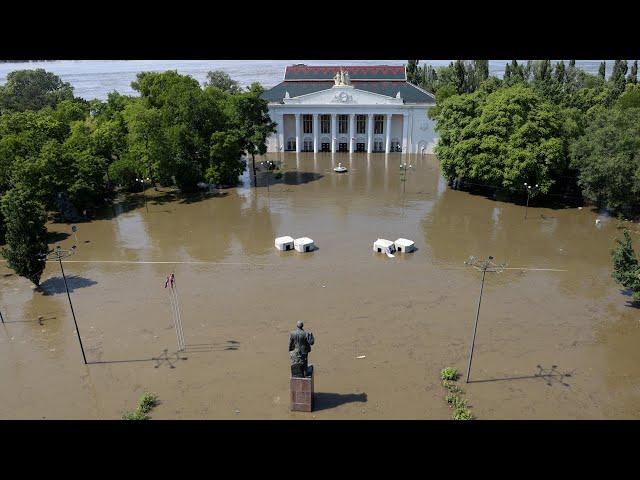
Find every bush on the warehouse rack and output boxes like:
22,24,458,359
122,392,159,420
452,407,473,420
138,393,159,414
441,367,460,381
122,410,149,420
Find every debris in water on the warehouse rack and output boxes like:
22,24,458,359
356,355,366,359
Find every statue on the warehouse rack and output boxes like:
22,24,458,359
343,70,350,85
334,70,341,86
289,320,315,377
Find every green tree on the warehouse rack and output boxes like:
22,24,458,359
435,84,566,194
0,69,74,112
611,229,640,302
0,186,48,286
406,60,420,84
108,157,141,191
616,83,640,110
598,61,606,79
206,130,245,186
235,83,276,184
628,60,638,84
205,70,241,94
570,107,640,216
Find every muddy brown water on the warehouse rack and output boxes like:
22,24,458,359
1,153,639,419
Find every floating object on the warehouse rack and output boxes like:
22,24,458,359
373,239,396,258
275,236,295,251
394,238,415,253
356,355,366,359
595,219,602,225
578,207,583,210
334,163,348,173
294,237,315,253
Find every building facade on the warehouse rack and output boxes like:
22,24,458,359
261,65,437,155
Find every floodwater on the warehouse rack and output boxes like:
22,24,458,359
1,153,639,419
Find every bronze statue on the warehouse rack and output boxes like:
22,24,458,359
289,320,314,377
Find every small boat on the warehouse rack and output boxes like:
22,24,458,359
333,163,348,173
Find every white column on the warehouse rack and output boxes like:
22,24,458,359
313,114,318,153
349,113,355,153
385,113,392,153
277,113,284,152
367,113,374,154
331,113,337,153
402,112,409,154
295,113,301,153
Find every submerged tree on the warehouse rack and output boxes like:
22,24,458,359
0,186,48,286
611,229,640,302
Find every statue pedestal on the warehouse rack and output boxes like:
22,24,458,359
290,371,314,412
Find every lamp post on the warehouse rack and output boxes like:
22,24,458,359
463,255,506,383
260,160,275,193
136,177,149,213
39,245,87,364
524,182,539,220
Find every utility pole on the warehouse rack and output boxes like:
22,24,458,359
40,245,87,364
463,255,506,383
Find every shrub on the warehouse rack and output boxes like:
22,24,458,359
452,407,473,420
441,367,460,381
122,392,158,420
138,393,159,414
122,410,149,420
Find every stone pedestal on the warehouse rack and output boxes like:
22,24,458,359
290,372,314,412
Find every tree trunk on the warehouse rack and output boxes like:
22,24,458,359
252,153,257,188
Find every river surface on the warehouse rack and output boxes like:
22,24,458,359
0,60,613,100
1,153,639,419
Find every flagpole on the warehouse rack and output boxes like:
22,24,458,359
172,281,186,351
166,274,183,352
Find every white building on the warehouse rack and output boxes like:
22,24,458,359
262,65,437,155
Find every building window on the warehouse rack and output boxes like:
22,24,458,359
338,115,349,134
320,115,331,134
374,115,384,134
391,139,401,152
374,140,384,152
321,143,330,152
338,143,348,152
286,138,296,151
356,142,366,152
303,139,313,152
303,114,313,134
356,115,366,134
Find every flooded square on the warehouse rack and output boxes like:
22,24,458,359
1,152,639,419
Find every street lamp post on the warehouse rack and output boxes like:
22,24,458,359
260,161,275,193
524,182,539,220
136,177,149,213
40,245,87,365
464,255,506,383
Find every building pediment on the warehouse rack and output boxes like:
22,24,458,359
282,86,403,105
